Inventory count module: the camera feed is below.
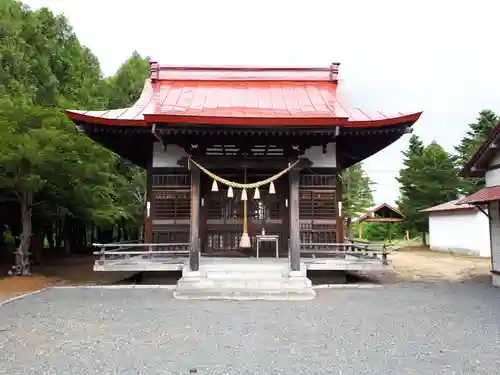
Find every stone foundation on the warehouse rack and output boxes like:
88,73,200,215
173,258,316,300
492,273,500,287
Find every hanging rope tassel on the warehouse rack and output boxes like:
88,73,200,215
211,179,219,192
188,158,300,190
269,181,276,195
253,187,260,200
241,188,248,201
227,186,234,198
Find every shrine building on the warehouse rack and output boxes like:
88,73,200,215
65,62,422,276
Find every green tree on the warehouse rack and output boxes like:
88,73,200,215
342,163,374,238
103,51,150,108
0,0,150,271
397,137,460,245
455,110,499,195
363,222,404,242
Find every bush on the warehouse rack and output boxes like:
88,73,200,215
363,222,404,242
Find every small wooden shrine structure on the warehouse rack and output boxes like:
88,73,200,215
353,203,405,240
65,62,421,273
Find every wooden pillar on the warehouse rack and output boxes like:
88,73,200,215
289,169,300,272
336,173,345,242
144,154,154,243
358,221,364,239
190,166,201,271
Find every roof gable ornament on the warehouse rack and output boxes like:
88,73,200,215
329,62,340,83
149,61,160,81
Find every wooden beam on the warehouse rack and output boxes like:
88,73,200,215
289,169,300,272
361,218,405,223
178,156,312,170
189,166,201,271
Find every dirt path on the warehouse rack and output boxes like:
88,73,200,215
0,256,137,302
370,248,492,284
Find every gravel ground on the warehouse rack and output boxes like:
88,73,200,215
1,282,500,375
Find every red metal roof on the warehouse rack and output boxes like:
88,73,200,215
421,199,477,213
457,186,500,205
65,63,422,127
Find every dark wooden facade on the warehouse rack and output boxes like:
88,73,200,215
149,165,341,258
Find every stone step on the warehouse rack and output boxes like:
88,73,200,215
199,263,289,271
204,271,286,279
173,288,316,300
177,278,312,289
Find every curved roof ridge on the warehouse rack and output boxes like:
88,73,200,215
149,61,340,83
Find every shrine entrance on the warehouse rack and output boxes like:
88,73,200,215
201,170,289,257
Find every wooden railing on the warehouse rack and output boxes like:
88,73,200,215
92,242,190,262
299,242,389,264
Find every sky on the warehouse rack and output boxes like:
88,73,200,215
25,0,500,205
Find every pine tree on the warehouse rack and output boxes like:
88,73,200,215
455,110,499,195
342,163,374,239
397,137,460,245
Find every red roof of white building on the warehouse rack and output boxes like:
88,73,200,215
422,199,478,213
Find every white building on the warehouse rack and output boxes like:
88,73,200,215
422,200,490,257
459,124,500,287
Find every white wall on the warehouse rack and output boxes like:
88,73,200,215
489,201,500,275
303,142,337,168
428,209,490,257
152,142,187,168
152,141,337,168
485,152,500,185
485,151,500,286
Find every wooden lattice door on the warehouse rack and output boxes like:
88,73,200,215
202,171,288,256
249,176,288,257
203,171,244,254
299,173,338,244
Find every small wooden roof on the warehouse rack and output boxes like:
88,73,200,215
65,62,422,128
352,203,405,223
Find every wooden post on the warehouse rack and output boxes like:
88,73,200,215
336,173,345,243
358,221,364,239
190,166,201,271
144,157,154,243
289,169,300,272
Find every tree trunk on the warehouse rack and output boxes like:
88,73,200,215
421,231,428,247
31,214,44,265
55,219,64,251
63,217,71,255
15,191,33,275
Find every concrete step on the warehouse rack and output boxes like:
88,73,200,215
173,288,316,300
176,277,312,289
199,263,289,271
204,271,286,279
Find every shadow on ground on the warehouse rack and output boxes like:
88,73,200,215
119,270,378,286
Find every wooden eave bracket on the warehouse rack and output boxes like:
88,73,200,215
403,126,413,134
474,204,490,219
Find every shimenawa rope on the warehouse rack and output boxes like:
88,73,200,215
188,157,300,189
